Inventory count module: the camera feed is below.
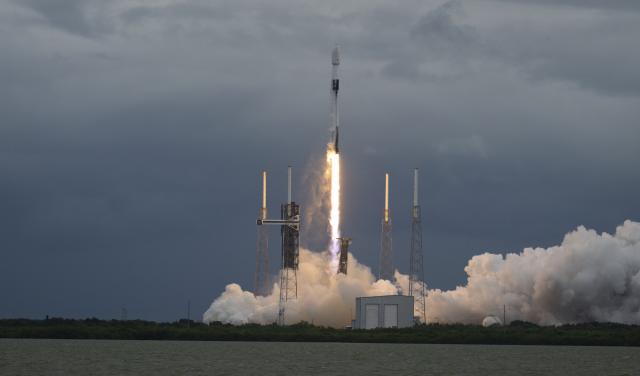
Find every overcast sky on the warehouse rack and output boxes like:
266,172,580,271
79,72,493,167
1,0,639,321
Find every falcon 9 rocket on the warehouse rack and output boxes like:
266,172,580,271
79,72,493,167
330,46,340,153
327,46,342,272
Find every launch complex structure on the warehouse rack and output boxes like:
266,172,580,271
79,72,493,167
255,47,427,325
409,168,426,322
379,173,393,281
256,167,300,326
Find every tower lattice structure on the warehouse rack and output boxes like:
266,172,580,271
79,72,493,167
409,168,427,323
278,201,299,325
255,168,300,325
255,171,270,297
379,173,394,281
254,209,270,296
380,221,393,281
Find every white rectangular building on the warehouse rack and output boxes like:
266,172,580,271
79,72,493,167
353,295,414,329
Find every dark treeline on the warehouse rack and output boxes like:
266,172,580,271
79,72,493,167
1,318,640,346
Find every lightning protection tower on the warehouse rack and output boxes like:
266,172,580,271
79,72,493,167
379,173,394,281
337,237,351,275
256,166,300,326
409,168,427,323
254,171,270,297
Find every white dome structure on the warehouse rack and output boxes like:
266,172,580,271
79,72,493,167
482,315,503,327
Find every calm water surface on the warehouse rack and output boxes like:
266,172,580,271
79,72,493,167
1,339,639,375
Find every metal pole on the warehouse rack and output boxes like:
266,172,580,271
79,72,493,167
384,173,389,223
287,166,292,204
413,168,419,208
262,171,267,217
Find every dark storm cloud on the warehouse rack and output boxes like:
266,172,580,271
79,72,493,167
15,0,114,37
0,0,638,321
411,1,474,44
381,1,476,81
479,6,640,97
367,7,478,84
382,0,640,95
495,0,640,11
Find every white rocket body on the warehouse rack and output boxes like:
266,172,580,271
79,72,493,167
330,46,340,152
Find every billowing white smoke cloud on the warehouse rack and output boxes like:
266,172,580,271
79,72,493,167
203,249,398,327
204,220,640,327
427,220,640,325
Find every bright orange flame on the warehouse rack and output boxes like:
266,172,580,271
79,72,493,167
327,147,340,272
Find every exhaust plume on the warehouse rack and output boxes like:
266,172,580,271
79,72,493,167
204,220,640,327
425,220,640,325
204,248,397,327
327,147,340,273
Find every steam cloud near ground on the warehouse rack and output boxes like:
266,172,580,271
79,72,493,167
204,220,640,327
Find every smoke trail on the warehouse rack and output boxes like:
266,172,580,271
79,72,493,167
301,153,330,248
301,146,340,273
204,220,640,327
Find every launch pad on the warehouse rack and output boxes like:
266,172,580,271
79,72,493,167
253,47,428,326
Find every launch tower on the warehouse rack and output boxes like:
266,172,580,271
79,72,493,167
254,171,270,296
379,173,394,281
256,166,300,325
409,168,427,323
278,167,299,325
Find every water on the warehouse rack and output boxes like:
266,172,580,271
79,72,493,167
1,339,639,375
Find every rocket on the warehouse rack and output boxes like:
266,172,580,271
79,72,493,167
330,46,340,153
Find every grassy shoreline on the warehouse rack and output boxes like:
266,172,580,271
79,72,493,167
2,319,640,346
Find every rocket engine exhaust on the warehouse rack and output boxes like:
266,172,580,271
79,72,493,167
327,150,340,271
328,46,342,272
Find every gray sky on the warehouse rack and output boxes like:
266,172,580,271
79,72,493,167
1,0,639,321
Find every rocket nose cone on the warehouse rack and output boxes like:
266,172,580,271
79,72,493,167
332,46,341,66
